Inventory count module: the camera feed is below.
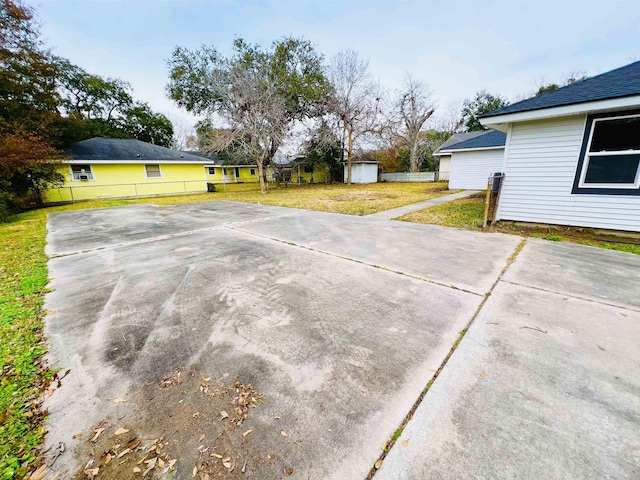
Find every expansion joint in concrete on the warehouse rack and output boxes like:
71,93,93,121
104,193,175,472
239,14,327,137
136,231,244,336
366,237,528,479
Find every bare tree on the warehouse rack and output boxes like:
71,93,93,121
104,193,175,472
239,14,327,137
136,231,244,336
393,75,435,172
328,50,386,184
200,66,289,193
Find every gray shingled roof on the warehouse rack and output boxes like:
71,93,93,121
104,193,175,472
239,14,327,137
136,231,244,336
69,138,208,162
434,131,487,154
481,60,640,118
436,130,506,152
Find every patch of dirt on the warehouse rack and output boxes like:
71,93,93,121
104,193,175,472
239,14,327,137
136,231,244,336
67,367,283,480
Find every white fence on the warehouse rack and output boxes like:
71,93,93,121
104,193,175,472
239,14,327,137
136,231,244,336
381,172,436,182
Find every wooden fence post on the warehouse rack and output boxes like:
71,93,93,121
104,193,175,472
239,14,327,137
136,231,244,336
483,177,493,229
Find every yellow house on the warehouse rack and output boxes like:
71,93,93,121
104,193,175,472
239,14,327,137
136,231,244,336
269,156,329,184
43,138,261,203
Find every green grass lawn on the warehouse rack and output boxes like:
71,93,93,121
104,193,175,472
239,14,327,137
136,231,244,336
397,192,640,256
0,182,451,477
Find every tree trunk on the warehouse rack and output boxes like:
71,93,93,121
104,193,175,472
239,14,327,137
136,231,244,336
409,136,420,172
257,160,267,194
347,129,353,185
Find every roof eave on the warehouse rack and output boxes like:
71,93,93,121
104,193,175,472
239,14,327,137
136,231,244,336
437,145,505,154
480,94,640,128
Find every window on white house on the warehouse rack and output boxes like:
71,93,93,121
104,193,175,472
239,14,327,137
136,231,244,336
577,113,640,191
145,164,162,178
71,164,94,181
250,168,256,175
208,167,216,175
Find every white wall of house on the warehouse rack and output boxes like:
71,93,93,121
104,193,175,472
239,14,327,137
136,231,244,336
438,155,451,181
344,163,378,183
497,115,640,232
449,149,504,189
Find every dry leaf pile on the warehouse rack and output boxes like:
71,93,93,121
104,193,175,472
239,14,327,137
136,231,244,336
231,381,263,427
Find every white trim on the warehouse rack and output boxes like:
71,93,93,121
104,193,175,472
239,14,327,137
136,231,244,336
437,145,505,154
480,94,640,127
66,159,210,165
70,164,95,181
577,112,640,189
144,164,163,179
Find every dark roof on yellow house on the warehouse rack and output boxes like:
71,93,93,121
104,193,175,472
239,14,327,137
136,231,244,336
69,138,208,162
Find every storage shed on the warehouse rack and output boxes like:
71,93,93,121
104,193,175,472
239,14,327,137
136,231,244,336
344,160,379,184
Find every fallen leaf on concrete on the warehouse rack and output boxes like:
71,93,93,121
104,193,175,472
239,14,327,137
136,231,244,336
162,459,177,474
84,467,99,476
401,439,410,447
143,457,157,476
192,466,198,477
105,453,113,464
72,433,82,440
107,397,127,403
374,460,382,469
198,433,205,442
381,441,389,451
274,416,281,419
283,467,294,476
222,460,232,469
242,429,253,437
133,466,141,473
28,464,48,480
211,453,222,459
241,460,247,473
114,427,129,436
90,428,105,442
219,410,229,420
280,430,288,437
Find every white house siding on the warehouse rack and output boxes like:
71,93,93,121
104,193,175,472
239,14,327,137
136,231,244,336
438,156,451,181
448,149,504,190
497,115,640,232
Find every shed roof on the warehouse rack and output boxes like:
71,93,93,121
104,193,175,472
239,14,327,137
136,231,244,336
481,60,640,119
435,130,506,154
69,138,208,162
434,131,487,154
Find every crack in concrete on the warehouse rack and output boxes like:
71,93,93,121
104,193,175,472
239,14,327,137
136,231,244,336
366,237,529,479
224,224,485,297
499,279,640,313
47,210,308,258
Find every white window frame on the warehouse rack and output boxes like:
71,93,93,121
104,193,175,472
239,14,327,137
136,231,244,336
578,113,640,189
207,167,216,175
70,164,94,181
145,164,162,179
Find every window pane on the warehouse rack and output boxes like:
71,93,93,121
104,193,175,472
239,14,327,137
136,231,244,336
584,154,640,184
590,116,640,152
145,165,161,177
208,167,215,174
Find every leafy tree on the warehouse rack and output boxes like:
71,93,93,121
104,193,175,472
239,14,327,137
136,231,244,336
55,58,133,121
0,0,58,134
461,90,509,132
303,120,342,181
119,102,173,147
166,37,332,193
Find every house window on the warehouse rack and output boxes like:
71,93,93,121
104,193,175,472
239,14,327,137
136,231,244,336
145,164,162,178
71,164,94,181
250,168,256,176
208,167,216,175
234,167,240,178
573,112,640,195
303,165,312,173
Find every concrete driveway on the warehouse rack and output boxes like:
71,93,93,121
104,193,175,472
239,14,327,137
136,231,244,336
43,201,640,479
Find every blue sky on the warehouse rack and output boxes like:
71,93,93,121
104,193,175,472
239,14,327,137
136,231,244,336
35,0,640,130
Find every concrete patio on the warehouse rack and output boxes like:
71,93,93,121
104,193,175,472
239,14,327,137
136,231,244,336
43,201,640,479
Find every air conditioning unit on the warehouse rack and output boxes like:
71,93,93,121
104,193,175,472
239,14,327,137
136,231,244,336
78,174,89,180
